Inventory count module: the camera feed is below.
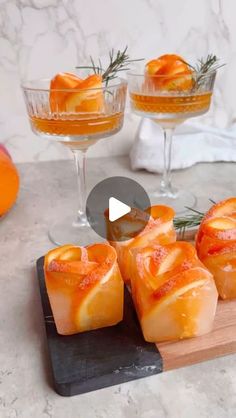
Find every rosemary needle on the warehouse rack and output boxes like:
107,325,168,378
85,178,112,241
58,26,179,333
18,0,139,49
191,54,225,90
76,46,143,85
173,198,219,238
173,203,214,238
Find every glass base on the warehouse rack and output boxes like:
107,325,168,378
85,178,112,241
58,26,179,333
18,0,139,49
149,187,196,215
48,215,104,246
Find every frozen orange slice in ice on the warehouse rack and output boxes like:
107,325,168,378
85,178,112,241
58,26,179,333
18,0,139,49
50,73,104,113
196,197,236,299
131,242,218,342
145,54,193,91
44,243,124,335
105,205,176,283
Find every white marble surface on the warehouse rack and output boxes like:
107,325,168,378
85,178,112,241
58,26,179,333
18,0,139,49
0,0,236,163
1,156,236,418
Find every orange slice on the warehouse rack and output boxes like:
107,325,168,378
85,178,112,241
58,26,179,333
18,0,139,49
50,73,82,113
149,241,196,276
196,197,236,299
44,244,75,267
146,54,193,91
203,197,236,220
64,74,104,113
75,264,123,331
49,72,104,113
48,259,97,275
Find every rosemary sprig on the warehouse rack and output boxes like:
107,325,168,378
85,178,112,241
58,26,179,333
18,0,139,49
173,200,216,238
174,209,205,239
76,46,143,85
191,54,225,90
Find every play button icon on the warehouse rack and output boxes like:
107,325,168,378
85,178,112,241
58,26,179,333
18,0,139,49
86,176,151,241
109,197,131,222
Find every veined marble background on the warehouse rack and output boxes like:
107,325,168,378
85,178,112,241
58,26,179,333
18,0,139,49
0,0,235,162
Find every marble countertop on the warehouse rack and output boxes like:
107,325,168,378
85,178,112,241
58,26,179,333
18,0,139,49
1,156,236,418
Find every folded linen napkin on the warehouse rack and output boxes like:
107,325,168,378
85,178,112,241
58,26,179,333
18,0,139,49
130,118,236,173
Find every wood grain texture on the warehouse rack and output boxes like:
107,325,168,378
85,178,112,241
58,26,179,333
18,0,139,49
157,296,236,371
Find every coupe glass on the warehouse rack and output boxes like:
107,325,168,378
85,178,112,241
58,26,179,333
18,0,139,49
128,71,216,213
22,78,127,245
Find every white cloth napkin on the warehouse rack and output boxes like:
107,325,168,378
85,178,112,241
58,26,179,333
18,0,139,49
130,118,236,173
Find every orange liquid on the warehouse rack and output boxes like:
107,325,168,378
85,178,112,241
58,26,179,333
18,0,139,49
130,92,212,116
30,112,123,139
30,112,123,150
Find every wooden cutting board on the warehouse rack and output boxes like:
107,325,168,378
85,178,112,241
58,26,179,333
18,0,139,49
157,298,236,371
37,235,236,396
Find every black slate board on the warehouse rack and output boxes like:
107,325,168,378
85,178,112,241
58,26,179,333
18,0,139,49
37,256,162,396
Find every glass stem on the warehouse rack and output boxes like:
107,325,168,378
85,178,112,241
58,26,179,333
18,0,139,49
72,149,87,225
160,127,174,196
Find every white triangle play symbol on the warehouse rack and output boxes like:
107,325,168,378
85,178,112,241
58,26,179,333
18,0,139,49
109,197,131,222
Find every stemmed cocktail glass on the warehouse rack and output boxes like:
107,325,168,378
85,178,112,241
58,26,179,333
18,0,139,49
22,78,127,245
128,70,216,214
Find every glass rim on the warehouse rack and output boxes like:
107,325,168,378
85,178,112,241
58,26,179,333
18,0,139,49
21,77,127,92
127,70,217,79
